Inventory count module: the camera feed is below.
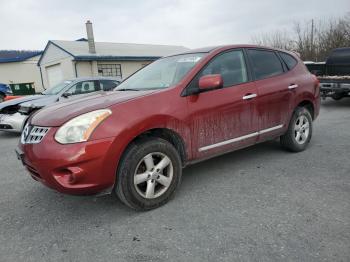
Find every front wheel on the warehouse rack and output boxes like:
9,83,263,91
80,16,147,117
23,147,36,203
115,137,182,210
280,107,313,152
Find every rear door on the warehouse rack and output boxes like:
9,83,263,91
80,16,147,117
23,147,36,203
246,48,295,141
186,49,259,159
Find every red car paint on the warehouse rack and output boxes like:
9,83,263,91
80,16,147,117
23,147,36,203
18,45,320,195
4,95,22,101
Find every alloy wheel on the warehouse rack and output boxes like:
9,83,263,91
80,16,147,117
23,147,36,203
294,115,310,144
133,152,174,199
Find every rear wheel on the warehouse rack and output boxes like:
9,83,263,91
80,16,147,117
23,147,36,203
280,107,313,152
115,137,182,210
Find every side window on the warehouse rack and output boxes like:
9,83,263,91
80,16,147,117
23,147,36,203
199,50,248,88
65,81,99,95
100,80,120,91
247,49,284,80
279,52,298,70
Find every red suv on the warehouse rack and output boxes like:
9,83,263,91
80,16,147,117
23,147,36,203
17,45,320,210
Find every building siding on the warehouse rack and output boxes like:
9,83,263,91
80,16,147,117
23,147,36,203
39,43,72,65
0,55,43,91
39,43,158,89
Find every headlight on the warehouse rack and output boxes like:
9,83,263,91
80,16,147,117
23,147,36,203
55,109,112,144
19,106,34,114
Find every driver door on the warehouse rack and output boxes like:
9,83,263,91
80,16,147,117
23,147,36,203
186,49,259,160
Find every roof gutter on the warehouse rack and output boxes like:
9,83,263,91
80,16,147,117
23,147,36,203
73,56,161,62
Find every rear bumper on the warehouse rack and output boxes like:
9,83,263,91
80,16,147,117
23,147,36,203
0,113,27,132
320,82,350,96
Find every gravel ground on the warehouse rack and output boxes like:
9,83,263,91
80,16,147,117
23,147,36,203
0,98,349,262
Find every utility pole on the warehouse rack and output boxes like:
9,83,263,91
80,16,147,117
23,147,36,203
311,19,314,61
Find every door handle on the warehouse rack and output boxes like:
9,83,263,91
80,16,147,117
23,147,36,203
288,84,298,90
242,93,257,100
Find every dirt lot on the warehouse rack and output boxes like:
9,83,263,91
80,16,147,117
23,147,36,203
0,98,349,262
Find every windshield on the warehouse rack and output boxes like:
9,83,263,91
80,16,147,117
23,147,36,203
115,53,206,91
42,80,72,95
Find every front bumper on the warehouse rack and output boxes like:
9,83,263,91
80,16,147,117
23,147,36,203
0,113,28,132
17,128,118,195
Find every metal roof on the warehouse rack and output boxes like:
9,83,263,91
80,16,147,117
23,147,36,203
38,40,189,65
0,50,42,63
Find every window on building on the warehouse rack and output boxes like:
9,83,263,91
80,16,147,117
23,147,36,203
98,64,122,78
247,49,284,80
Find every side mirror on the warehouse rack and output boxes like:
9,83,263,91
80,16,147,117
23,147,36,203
198,74,223,91
62,93,71,98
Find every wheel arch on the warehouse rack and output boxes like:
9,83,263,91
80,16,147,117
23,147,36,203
127,128,187,167
296,100,315,119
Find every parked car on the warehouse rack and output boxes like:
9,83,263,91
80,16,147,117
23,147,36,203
0,77,121,132
5,95,22,101
17,45,320,210
305,47,350,100
0,83,13,102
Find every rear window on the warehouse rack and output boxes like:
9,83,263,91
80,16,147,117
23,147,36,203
100,80,120,91
247,49,284,80
280,52,298,70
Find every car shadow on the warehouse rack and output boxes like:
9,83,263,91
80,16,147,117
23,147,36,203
0,131,21,138
181,139,284,183
321,97,350,108
18,139,284,219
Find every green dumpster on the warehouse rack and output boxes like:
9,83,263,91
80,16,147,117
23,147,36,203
9,83,36,95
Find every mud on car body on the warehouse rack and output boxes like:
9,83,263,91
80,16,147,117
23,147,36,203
17,45,320,210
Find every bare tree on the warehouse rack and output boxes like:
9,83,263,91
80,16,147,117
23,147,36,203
251,30,294,50
251,13,350,61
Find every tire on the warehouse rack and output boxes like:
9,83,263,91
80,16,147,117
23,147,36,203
280,107,313,152
115,137,182,211
331,94,344,101
0,94,4,103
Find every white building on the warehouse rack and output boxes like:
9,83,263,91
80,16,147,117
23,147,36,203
38,21,188,90
0,51,43,91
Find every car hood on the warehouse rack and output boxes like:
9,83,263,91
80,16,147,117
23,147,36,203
0,95,45,110
20,91,112,109
20,95,60,108
31,90,157,126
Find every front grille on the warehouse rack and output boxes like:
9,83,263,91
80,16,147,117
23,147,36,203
21,124,50,144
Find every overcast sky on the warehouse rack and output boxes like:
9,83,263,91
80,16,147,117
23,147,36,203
0,0,349,50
